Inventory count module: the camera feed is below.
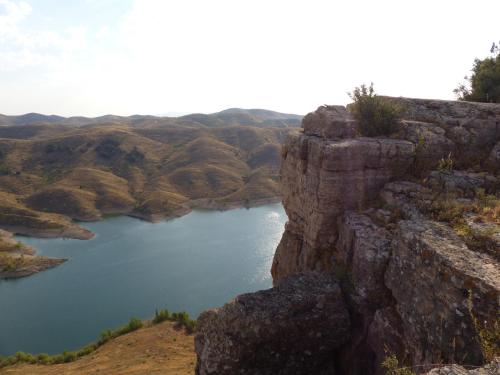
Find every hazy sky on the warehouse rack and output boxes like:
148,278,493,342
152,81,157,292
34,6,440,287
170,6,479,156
0,0,498,116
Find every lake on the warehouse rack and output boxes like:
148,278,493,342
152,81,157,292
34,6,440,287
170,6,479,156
0,203,286,356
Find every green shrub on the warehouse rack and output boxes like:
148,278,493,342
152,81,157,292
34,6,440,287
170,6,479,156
348,83,404,137
153,309,171,324
171,311,197,333
77,344,97,358
51,354,64,364
125,317,143,332
455,42,500,103
36,353,51,365
62,351,77,363
381,353,416,375
15,351,36,364
153,309,197,333
99,329,114,345
0,309,197,369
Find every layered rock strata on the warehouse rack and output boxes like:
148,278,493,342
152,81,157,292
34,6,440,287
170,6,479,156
196,98,500,374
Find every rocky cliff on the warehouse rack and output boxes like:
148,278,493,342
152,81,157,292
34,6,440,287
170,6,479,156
196,98,500,374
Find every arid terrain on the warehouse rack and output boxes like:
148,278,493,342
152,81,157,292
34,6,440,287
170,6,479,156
0,108,300,277
0,229,65,279
0,321,195,375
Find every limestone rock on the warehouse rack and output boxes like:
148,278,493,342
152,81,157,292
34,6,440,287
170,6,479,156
398,120,454,165
386,220,499,365
385,97,500,168
336,212,392,312
380,180,431,220
303,105,358,139
196,98,500,375
382,97,500,147
424,358,500,374
195,272,350,375
272,134,414,282
427,170,498,197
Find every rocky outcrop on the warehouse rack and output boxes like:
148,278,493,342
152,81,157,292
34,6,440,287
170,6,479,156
302,105,358,139
196,98,500,374
424,358,500,374
385,220,498,365
383,96,500,150
272,134,414,281
195,273,350,375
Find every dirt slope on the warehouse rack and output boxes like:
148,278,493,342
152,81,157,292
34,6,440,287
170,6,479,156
0,321,195,375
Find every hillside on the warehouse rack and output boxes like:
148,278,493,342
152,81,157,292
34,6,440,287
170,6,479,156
0,109,300,277
0,321,195,375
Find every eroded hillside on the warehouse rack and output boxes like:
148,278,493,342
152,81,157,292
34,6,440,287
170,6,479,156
0,109,300,277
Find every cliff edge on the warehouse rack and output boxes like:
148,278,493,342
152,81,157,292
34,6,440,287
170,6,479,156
196,97,500,374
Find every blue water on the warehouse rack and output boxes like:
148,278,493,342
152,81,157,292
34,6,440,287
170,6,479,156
0,204,286,356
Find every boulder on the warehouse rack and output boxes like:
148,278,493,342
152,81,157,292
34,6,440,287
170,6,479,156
195,272,350,375
303,105,358,139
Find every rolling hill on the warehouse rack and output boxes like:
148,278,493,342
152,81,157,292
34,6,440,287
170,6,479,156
0,108,301,128
0,109,301,243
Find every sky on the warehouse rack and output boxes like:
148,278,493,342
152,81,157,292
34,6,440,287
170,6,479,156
0,0,499,117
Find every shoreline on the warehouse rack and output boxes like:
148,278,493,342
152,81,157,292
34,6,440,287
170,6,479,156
0,230,68,280
3,197,283,237
0,224,94,241
119,196,282,223
0,257,67,280
0,197,283,279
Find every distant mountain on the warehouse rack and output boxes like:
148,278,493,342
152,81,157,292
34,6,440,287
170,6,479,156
180,108,301,128
0,109,302,128
217,108,302,120
0,113,66,126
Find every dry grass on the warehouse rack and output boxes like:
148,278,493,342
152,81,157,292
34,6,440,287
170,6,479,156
0,321,195,375
0,122,292,225
425,189,499,258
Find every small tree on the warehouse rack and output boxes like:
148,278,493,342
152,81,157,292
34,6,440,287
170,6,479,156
348,83,404,137
454,41,500,103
